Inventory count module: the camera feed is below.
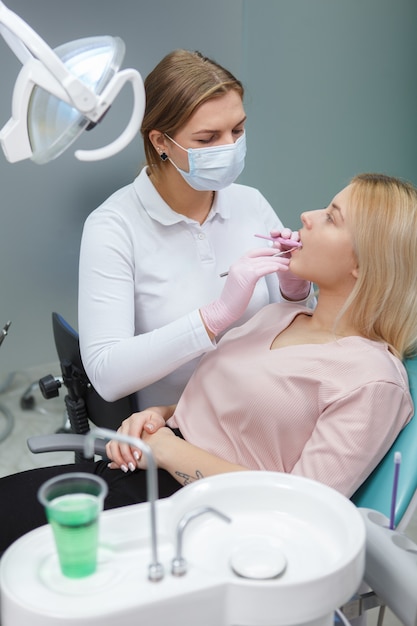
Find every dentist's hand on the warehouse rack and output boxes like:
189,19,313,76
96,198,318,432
200,248,290,336
269,227,302,250
106,408,169,472
270,228,311,301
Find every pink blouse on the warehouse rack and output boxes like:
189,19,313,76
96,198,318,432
169,303,413,497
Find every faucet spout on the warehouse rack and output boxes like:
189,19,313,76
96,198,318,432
84,427,164,582
171,505,232,577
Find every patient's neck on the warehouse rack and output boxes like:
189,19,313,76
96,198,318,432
309,294,359,338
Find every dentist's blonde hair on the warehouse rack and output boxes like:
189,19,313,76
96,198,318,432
342,173,417,359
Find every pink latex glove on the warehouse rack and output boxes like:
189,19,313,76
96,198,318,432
200,249,290,336
270,228,311,301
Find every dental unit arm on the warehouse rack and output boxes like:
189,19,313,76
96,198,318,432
0,1,145,163
0,321,10,348
342,509,417,625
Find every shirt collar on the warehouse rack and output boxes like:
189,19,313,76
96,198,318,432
134,167,232,225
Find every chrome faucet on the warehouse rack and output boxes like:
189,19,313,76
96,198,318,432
84,427,164,582
171,506,232,576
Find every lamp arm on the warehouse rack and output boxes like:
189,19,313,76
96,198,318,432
14,59,110,122
0,58,106,163
75,68,146,162
0,2,99,112
0,23,32,64
0,1,146,163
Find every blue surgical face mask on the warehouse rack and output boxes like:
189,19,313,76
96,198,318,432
164,132,246,191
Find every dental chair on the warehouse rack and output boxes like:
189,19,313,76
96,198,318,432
28,312,137,462
351,356,417,529
341,355,417,624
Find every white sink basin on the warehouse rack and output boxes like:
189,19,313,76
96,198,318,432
0,471,365,626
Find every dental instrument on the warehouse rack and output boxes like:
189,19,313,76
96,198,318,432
254,233,303,248
219,248,298,277
0,2,145,163
389,451,401,530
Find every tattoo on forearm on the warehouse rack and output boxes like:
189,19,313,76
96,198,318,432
175,470,204,485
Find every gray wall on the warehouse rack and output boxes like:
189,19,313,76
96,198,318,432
0,0,416,379
0,0,244,377
242,0,417,224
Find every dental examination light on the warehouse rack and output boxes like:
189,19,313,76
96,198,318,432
0,1,145,163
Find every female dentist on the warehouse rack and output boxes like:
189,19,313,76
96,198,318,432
78,49,311,410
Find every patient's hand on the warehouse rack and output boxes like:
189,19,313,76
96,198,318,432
106,408,168,472
134,426,176,470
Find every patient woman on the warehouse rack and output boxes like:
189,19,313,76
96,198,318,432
0,172,416,553
106,172,416,496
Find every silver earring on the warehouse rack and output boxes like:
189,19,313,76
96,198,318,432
159,151,168,161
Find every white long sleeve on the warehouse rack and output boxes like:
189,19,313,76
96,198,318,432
79,168,285,407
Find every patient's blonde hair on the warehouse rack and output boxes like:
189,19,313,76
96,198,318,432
342,173,417,359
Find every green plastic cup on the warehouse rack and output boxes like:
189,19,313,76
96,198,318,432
38,472,108,578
